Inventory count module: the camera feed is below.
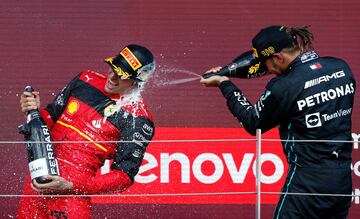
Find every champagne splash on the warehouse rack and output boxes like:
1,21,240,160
147,65,202,88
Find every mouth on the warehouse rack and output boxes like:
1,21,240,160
106,79,119,90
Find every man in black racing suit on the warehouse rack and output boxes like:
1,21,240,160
200,25,356,218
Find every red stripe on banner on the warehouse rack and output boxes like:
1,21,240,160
92,127,288,204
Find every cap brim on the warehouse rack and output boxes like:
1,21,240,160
104,58,133,80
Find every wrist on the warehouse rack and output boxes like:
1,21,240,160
218,77,230,85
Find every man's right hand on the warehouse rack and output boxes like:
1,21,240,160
20,90,40,114
200,66,229,87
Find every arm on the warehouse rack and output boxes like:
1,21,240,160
71,114,154,194
32,114,155,195
32,170,131,195
219,80,284,135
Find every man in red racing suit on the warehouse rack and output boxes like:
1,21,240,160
17,44,156,218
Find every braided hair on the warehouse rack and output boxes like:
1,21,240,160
286,25,314,53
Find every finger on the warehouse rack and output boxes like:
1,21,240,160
20,103,38,113
205,66,222,73
41,176,63,189
22,91,35,97
30,182,42,193
32,179,44,190
32,91,40,96
32,178,55,189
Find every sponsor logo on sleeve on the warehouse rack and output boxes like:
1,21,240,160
133,132,147,147
142,123,154,136
234,92,252,110
255,90,272,117
55,95,65,107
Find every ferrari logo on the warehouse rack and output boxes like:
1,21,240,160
104,104,116,117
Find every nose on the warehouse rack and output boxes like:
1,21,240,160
108,70,119,79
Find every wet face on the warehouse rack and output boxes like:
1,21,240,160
104,68,136,94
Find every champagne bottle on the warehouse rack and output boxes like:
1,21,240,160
203,50,266,79
18,86,59,184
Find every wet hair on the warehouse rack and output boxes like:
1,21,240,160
284,25,314,54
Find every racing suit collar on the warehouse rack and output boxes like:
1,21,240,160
285,50,319,73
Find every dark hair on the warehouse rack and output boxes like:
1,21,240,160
287,25,314,52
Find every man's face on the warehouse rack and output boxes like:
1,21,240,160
264,55,284,76
104,68,135,94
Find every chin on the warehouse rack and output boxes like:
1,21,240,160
104,86,115,94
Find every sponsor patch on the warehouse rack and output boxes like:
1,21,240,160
92,119,102,129
322,108,352,122
67,100,79,115
120,47,143,70
305,112,322,128
300,51,319,63
310,62,322,70
142,123,154,136
304,70,345,89
297,82,355,111
104,104,116,117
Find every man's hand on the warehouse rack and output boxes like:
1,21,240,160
31,175,74,194
200,66,229,87
20,90,40,114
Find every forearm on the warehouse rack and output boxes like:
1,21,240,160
71,170,132,195
219,81,258,135
39,109,55,129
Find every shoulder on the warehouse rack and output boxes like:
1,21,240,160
79,70,107,82
121,99,154,122
320,56,352,71
265,75,292,96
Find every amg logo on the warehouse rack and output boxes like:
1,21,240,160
304,70,345,89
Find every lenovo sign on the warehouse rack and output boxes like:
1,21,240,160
93,127,287,204
137,152,284,185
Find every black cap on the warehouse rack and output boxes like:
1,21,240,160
252,26,297,62
105,44,155,81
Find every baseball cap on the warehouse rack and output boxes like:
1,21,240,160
105,44,155,81
252,26,297,62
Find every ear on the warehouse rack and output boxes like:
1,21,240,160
272,53,285,64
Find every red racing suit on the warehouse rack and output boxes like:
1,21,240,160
17,71,155,218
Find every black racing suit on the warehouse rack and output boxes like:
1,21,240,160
219,51,356,219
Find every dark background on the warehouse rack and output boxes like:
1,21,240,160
0,0,359,218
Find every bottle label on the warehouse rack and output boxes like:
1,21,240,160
29,158,49,179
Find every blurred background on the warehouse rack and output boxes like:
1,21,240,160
0,0,359,218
